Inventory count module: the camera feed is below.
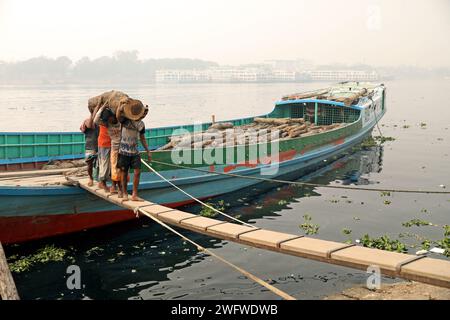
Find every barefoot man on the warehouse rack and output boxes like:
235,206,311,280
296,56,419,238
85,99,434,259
94,106,122,193
80,105,100,187
116,105,151,201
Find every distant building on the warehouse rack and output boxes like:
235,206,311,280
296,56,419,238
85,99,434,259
155,67,378,83
155,70,210,83
264,59,313,72
156,67,296,83
303,70,379,81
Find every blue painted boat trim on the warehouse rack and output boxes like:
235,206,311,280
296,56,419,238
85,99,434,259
0,154,85,165
275,99,363,110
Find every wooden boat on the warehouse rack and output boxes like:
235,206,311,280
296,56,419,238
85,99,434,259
0,82,386,243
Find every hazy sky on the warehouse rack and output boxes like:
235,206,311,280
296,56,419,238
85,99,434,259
1,0,449,67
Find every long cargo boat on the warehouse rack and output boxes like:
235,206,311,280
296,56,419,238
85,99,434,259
0,82,386,243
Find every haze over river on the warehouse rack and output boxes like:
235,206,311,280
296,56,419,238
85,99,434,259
1,79,449,299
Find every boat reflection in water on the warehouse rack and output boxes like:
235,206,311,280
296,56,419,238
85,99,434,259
185,144,384,224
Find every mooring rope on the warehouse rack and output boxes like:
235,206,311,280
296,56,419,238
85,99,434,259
146,159,450,195
138,159,295,300
136,208,295,300
140,159,256,228
369,95,384,142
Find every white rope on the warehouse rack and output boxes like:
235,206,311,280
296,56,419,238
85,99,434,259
137,208,295,300
140,158,256,228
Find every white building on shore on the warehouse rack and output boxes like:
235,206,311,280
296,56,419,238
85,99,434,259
155,67,296,83
156,67,378,83
304,70,379,81
155,69,210,83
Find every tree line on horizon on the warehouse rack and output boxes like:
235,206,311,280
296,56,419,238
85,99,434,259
0,50,218,84
0,50,448,84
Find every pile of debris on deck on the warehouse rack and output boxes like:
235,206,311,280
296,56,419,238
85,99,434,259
158,117,345,150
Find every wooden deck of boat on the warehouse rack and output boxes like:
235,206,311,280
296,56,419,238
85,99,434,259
70,176,450,289
0,168,77,187
0,174,68,187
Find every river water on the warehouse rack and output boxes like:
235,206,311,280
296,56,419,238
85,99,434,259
1,79,450,300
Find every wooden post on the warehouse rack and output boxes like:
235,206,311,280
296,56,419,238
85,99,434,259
0,242,20,300
211,114,216,124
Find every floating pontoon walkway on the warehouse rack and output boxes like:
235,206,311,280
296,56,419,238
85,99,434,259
70,177,450,289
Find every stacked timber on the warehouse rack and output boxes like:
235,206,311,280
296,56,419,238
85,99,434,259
157,118,345,150
282,88,330,101
328,88,368,106
282,86,372,106
42,159,86,170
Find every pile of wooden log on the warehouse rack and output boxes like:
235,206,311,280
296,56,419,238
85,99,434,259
42,159,86,170
157,118,345,151
282,87,372,106
328,88,369,106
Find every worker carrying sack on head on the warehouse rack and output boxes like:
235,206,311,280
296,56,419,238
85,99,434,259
115,99,150,201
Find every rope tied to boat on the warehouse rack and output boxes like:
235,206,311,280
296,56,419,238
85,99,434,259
140,158,257,228
146,159,450,195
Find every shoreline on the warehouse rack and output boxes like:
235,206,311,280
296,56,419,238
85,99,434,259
325,281,450,300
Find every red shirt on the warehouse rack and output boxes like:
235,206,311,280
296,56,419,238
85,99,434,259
98,125,111,148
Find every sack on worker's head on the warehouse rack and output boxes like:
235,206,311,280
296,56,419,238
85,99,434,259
88,90,129,114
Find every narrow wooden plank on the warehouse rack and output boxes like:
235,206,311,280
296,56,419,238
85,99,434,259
330,245,413,274
157,210,197,223
180,216,227,231
280,237,349,259
144,205,175,215
400,258,450,288
207,223,256,240
0,242,20,300
239,229,301,249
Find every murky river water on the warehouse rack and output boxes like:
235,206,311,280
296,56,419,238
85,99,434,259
1,79,450,300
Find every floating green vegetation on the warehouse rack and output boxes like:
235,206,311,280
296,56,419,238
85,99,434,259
402,219,433,228
402,125,410,129
8,245,68,273
373,136,396,143
360,234,408,253
436,225,450,257
421,239,432,250
383,200,392,205
342,228,352,244
299,214,319,235
360,137,377,148
200,200,225,218
342,228,352,235
420,122,427,128
380,191,391,197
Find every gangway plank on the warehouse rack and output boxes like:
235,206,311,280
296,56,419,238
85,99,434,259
69,177,450,289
